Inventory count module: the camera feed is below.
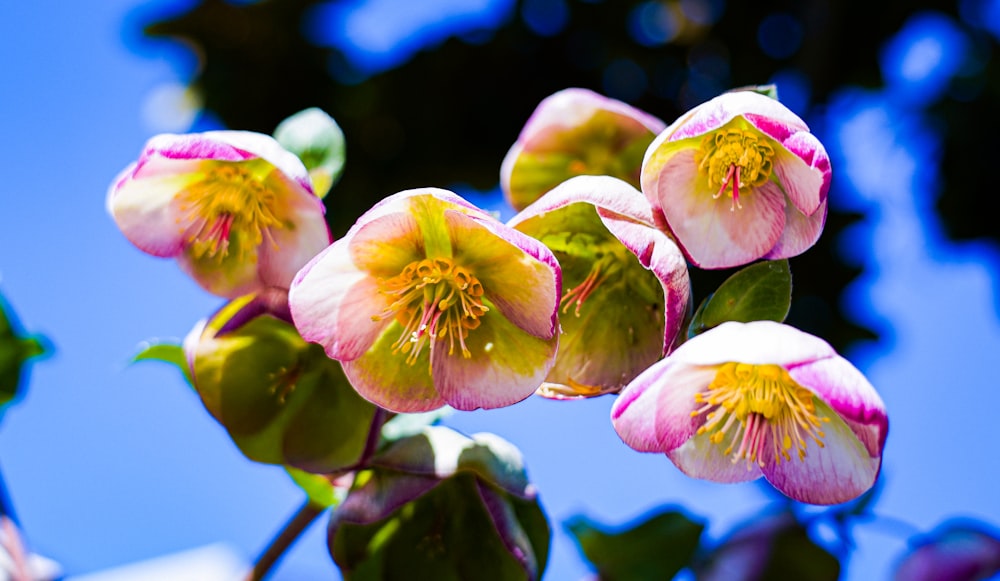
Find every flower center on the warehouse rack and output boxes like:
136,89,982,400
694,128,775,211
178,163,284,261
691,362,829,468
372,257,489,364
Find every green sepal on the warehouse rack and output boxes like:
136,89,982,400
379,407,454,443
566,508,705,580
286,466,345,509
132,341,193,389
688,259,791,337
731,84,781,101
0,293,50,410
273,107,346,199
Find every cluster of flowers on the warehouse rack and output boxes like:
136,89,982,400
108,88,887,507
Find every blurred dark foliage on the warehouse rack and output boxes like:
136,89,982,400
137,0,982,354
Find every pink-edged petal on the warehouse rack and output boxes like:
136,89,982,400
289,239,391,361
107,166,198,257
651,149,786,269
341,321,446,413
347,210,424,277
764,198,828,260
611,359,718,452
771,132,830,216
761,399,881,505
258,196,331,290
666,91,809,143
447,210,560,340
200,130,314,194
670,321,837,368
787,355,888,458
667,431,764,484
430,304,558,411
508,175,657,228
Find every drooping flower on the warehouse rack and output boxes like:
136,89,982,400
508,175,690,398
501,88,666,211
894,521,1000,581
611,321,887,505
641,90,831,269
108,131,331,297
289,188,561,413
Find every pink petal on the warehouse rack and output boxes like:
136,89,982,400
666,91,809,142
670,321,838,368
447,210,560,340
288,238,392,361
257,194,331,290
787,355,888,458
764,198,828,260
650,149,786,269
771,132,830,216
341,322,446,413
107,165,197,257
508,175,657,227
667,432,764,484
611,359,718,453
348,210,424,277
761,400,881,505
430,306,558,411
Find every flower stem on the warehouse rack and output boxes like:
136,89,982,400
245,500,325,581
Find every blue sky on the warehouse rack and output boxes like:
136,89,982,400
2,1,1000,579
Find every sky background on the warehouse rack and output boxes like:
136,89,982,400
2,0,1000,579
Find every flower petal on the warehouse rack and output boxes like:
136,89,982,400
771,132,830,216
258,194,330,290
649,148,786,269
289,238,392,361
430,301,558,411
176,244,261,297
764,199,828,261
761,399,881,505
667,431,764,484
665,90,809,142
611,358,718,453
787,355,888,458
447,210,560,340
670,321,838,368
341,320,446,413
107,165,198,257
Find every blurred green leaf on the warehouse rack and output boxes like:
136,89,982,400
273,107,346,199
566,508,705,580
379,407,454,443
689,260,791,337
132,341,193,387
757,526,840,581
285,466,344,509
0,293,50,410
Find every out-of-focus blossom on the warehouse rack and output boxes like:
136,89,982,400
641,90,831,269
611,321,887,505
289,188,561,413
328,426,550,579
184,293,379,473
508,175,690,398
894,522,1000,581
0,517,61,581
501,88,665,211
108,131,330,297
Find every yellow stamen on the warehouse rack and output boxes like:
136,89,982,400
372,257,489,364
560,251,624,316
691,362,829,469
694,128,775,211
177,162,284,261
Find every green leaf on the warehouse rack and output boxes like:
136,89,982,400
285,466,344,509
380,407,454,443
0,293,50,409
689,259,791,337
757,525,840,581
566,508,705,580
273,107,346,199
731,84,780,101
132,341,193,388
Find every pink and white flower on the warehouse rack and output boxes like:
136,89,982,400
611,320,887,505
108,131,330,297
641,90,831,269
289,188,561,413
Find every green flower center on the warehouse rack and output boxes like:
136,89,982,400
373,257,489,363
178,162,284,261
691,362,829,468
694,128,775,211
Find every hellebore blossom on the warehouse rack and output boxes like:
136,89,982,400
611,321,887,505
508,175,690,398
289,188,561,413
108,131,330,297
501,88,666,211
641,90,831,269
893,522,1000,581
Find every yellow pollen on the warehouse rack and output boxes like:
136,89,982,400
372,257,489,364
177,163,284,261
694,128,775,212
691,362,829,469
